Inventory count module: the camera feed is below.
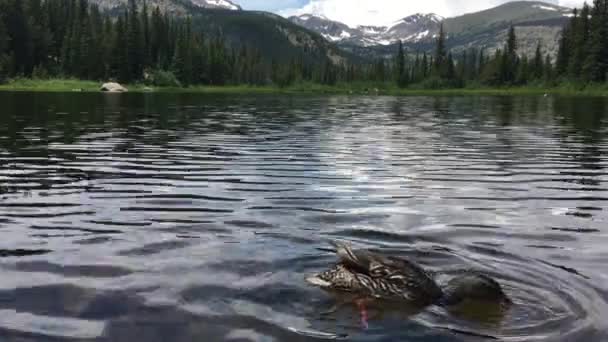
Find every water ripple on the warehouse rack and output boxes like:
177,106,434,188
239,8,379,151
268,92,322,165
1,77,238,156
0,94,606,341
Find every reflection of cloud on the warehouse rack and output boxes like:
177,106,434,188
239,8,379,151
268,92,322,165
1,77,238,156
279,0,584,26
0,309,106,339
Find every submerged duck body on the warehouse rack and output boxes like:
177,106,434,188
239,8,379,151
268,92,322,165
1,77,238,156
307,242,510,307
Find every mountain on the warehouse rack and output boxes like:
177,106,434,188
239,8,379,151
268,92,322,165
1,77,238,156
91,0,351,65
442,1,571,57
288,13,443,47
190,10,350,64
93,0,241,14
290,1,573,59
444,1,571,36
288,14,357,42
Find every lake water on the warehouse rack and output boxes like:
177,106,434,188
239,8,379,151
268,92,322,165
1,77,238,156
0,92,607,341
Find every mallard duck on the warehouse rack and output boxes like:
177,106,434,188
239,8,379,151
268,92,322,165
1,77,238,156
307,242,511,309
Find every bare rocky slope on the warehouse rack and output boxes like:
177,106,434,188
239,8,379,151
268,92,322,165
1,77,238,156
290,1,572,59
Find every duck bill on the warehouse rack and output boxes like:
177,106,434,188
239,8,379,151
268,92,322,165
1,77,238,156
306,274,332,288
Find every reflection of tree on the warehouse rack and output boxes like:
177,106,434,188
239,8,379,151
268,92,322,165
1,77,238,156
553,97,607,188
0,93,331,193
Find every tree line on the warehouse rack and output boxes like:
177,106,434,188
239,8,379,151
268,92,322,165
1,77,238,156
0,0,282,86
0,0,333,86
388,25,555,88
0,0,606,88
392,0,607,88
556,0,608,83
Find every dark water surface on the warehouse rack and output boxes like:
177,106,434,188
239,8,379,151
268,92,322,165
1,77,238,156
0,93,607,341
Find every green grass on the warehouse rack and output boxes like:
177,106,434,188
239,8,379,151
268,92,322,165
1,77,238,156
0,78,606,96
0,78,101,92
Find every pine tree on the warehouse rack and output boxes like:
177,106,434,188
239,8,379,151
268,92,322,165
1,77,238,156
208,34,228,85
141,0,150,68
446,52,455,81
582,0,607,82
113,14,130,82
503,25,518,84
434,23,447,77
77,0,93,78
396,40,406,87
478,49,486,76
468,48,478,79
27,0,53,72
87,5,105,79
0,10,9,80
569,5,590,77
171,25,186,84
150,6,163,67
411,52,422,82
458,50,468,80
99,15,114,79
481,49,503,85
516,55,529,84
506,25,518,59
127,0,143,81
556,25,570,77
544,54,553,82
4,0,33,75
421,52,428,79
374,58,386,82
533,42,544,80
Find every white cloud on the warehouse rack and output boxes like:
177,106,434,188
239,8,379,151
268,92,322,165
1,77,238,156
279,0,585,27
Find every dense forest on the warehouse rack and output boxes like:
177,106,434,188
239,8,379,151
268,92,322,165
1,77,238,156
0,0,606,89
401,0,607,88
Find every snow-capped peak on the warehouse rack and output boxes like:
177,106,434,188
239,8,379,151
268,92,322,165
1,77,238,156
191,0,241,10
429,14,444,22
91,0,241,11
393,13,444,26
298,13,330,21
290,11,443,46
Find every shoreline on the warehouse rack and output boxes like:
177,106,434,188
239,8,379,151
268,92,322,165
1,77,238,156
0,79,606,97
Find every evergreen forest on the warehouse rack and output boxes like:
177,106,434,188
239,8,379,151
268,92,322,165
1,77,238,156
0,0,606,89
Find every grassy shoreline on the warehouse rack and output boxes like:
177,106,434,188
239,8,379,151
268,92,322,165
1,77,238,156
0,78,606,96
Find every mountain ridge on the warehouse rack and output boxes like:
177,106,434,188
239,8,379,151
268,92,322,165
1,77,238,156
92,0,241,13
290,1,571,47
288,13,444,46
87,0,354,66
289,1,572,59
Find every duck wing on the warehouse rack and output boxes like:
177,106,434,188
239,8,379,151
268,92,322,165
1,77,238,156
332,241,424,278
331,241,443,302
331,241,385,276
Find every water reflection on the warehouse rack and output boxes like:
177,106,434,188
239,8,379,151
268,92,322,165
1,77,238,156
0,93,606,341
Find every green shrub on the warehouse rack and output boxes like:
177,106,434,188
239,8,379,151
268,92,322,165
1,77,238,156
415,77,463,89
146,69,182,87
0,55,9,84
32,65,49,80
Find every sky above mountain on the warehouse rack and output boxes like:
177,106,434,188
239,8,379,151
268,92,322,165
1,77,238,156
237,0,585,26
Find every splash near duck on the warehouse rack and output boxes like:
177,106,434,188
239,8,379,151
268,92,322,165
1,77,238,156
307,241,511,326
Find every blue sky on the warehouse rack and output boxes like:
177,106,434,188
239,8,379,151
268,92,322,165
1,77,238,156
236,0,585,26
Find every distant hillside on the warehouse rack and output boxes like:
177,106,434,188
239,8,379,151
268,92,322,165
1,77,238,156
90,0,350,65
290,1,572,59
93,0,241,13
190,10,350,65
443,1,570,57
444,1,570,36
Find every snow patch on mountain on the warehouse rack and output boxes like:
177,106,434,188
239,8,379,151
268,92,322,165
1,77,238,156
534,4,558,11
195,0,241,10
289,12,443,46
92,0,241,11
